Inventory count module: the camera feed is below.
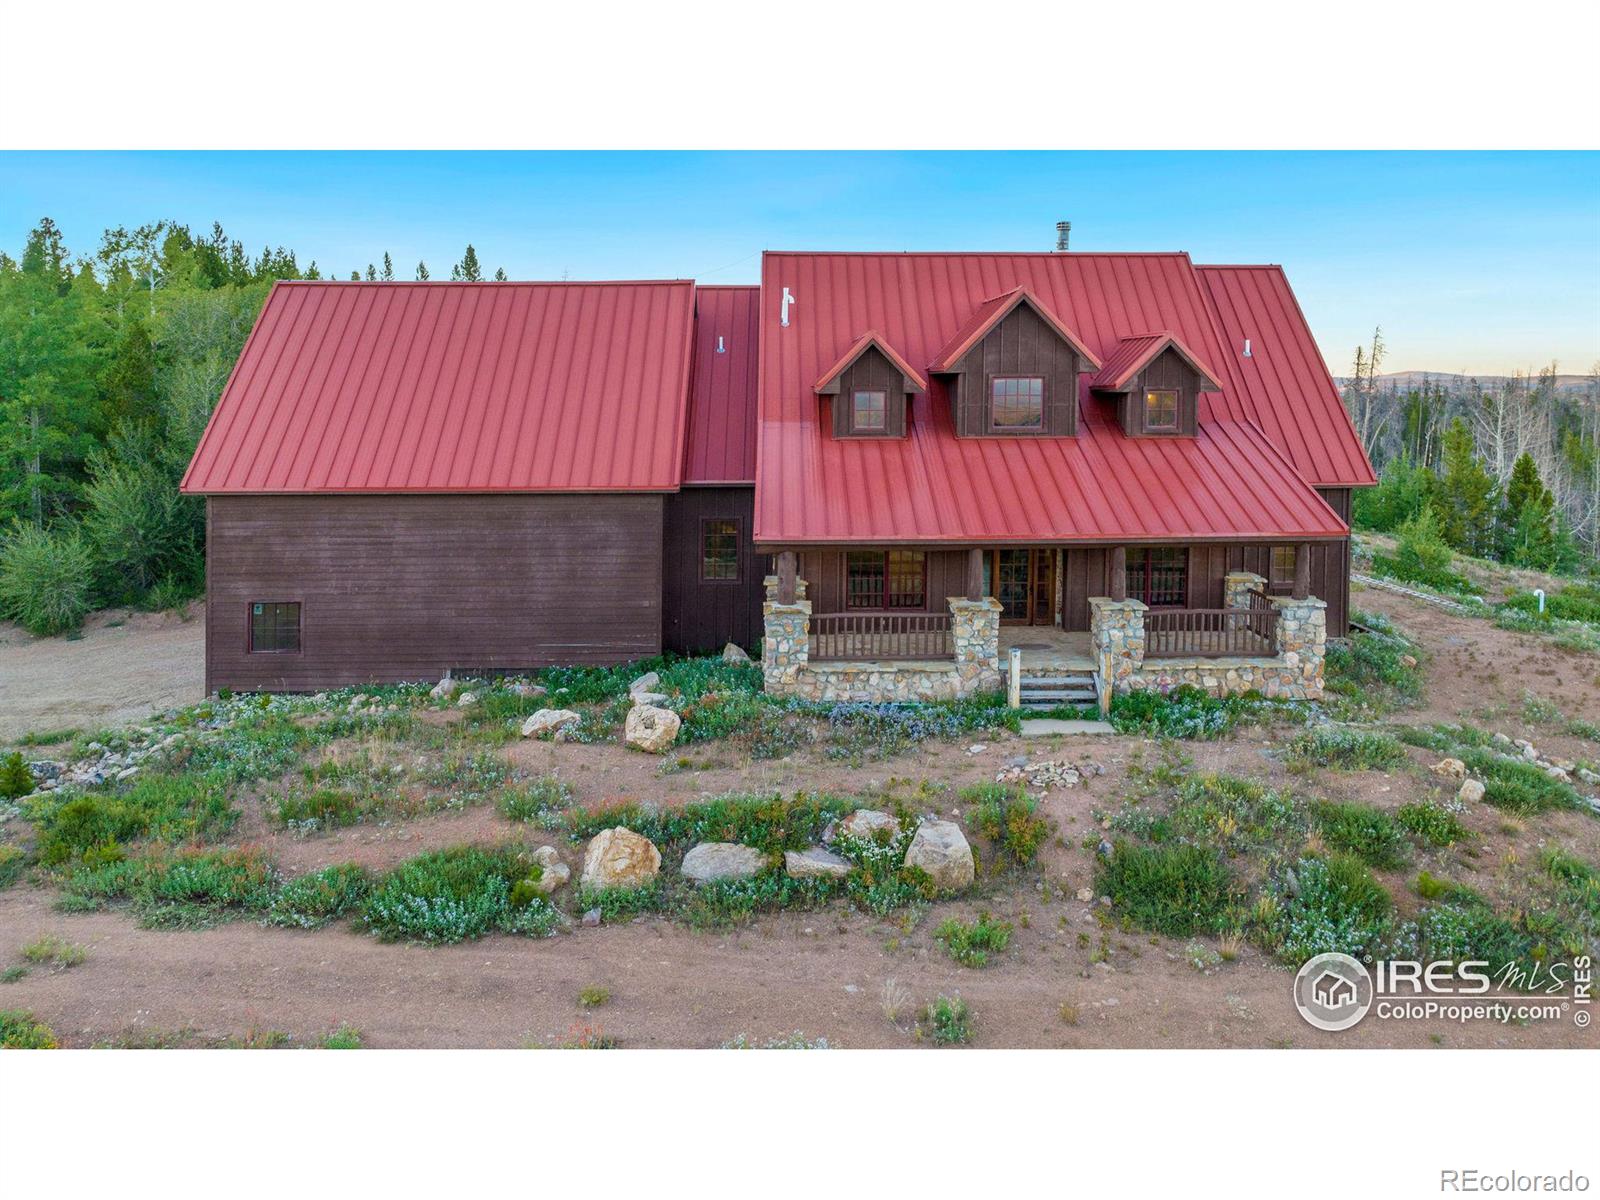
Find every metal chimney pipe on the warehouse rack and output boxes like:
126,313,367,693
1055,221,1071,252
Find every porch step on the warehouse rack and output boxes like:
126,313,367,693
1018,670,1100,710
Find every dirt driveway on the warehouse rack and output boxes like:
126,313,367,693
0,604,206,742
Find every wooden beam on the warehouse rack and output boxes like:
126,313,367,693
966,547,984,601
1110,545,1127,602
777,551,797,604
1294,543,1311,600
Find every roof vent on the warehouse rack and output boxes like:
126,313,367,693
781,287,797,328
716,335,726,354
1055,221,1071,252
1243,338,1253,358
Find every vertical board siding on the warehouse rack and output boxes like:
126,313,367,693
830,346,910,438
952,303,1079,437
663,486,767,653
206,494,664,691
797,549,967,613
1117,347,1201,437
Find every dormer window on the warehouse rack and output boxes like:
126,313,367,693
991,377,1044,431
1144,388,1178,431
852,390,887,432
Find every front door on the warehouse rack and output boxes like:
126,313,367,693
991,549,1055,625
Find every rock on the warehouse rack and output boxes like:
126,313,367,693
1004,755,1028,768
115,767,138,782
580,827,662,889
1399,654,1418,669
721,642,752,664
785,847,853,880
682,842,767,884
1430,757,1467,781
834,809,901,842
1554,759,1577,773
631,691,670,707
509,682,547,699
1096,839,1114,860
521,708,581,739
624,704,680,753
1578,767,1600,787
581,908,602,927
1521,744,1540,761
429,675,459,701
1457,778,1485,805
967,744,987,755
1282,867,1300,898
26,761,62,783
1491,732,1513,747
1545,765,1571,782
903,820,975,890
456,691,479,708
1075,886,1094,903
629,671,660,694
527,845,570,895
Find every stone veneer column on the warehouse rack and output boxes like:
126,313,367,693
762,575,811,692
1269,594,1327,700
948,596,1003,694
1224,570,1266,611
1089,596,1147,695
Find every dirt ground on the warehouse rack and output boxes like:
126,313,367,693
0,604,206,742
1,589,1597,1049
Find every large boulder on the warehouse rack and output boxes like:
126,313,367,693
521,708,582,739
1430,757,1467,781
526,845,570,895
722,642,752,664
784,846,853,880
1457,778,1486,805
429,675,459,701
629,671,661,694
833,809,901,842
625,704,680,753
581,828,661,889
903,820,975,890
631,690,670,707
509,681,547,699
682,842,766,884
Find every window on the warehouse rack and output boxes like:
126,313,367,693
1270,545,1297,592
990,376,1044,430
1126,548,1187,607
701,518,740,582
851,389,887,432
846,550,926,609
1144,388,1179,431
249,601,301,653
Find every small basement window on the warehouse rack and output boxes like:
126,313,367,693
1144,388,1179,431
249,601,301,653
851,389,887,432
701,518,741,582
1270,545,1297,592
991,376,1044,430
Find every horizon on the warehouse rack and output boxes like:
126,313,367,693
1,150,1595,376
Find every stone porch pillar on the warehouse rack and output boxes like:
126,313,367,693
762,575,811,692
948,596,1003,693
1089,596,1147,695
1224,570,1266,611
1269,594,1327,700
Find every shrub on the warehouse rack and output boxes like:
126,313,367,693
1354,457,1432,532
20,934,86,969
1269,854,1394,965
1323,614,1424,712
1286,726,1406,771
1,752,33,800
1396,800,1467,847
578,985,611,1008
1459,749,1583,814
61,847,280,928
574,882,667,922
31,773,235,865
1310,801,1410,870
268,864,372,929
935,912,1013,967
822,695,1014,760
920,994,972,1045
320,1023,364,1049
566,792,852,856
1108,686,1291,741
0,522,95,635
1166,773,1303,853
499,775,574,825
1542,849,1600,932
1097,842,1233,936
1415,896,1578,978
0,1009,58,1048
0,845,25,890
35,795,150,866
81,455,194,602
1373,508,1482,596
964,785,1050,869
274,787,367,832
363,844,559,943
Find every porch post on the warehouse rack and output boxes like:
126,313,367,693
965,547,984,601
777,550,798,604
1293,543,1311,600
1109,545,1127,603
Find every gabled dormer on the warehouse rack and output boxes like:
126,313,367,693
813,331,927,438
928,286,1102,438
1090,331,1222,438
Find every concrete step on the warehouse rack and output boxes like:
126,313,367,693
1019,674,1097,688
1019,689,1098,703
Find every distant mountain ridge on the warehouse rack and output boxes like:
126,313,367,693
1334,371,1595,394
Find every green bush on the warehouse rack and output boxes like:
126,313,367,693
62,848,280,928
1354,457,1432,532
1543,849,1600,932
920,994,972,1045
1310,801,1410,870
566,793,853,856
1286,726,1406,771
964,785,1050,869
0,1009,58,1048
0,845,26,890
30,773,235,865
1,752,34,799
499,775,573,825
81,454,194,602
1165,773,1303,854
935,912,1013,967
1459,748,1583,814
1269,854,1394,965
0,522,95,635
1370,508,1482,595
1108,686,1292,740
575,881,667,921
274,787,367,831
363,844,559,943
1396,800,1467,847
268,864,372,929
1097,842,1234,936
1324,613,1424,712
35,795,149,866
1416,893,1581,977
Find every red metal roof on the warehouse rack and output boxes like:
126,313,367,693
813,331,929,394
1090,331,1222,393
928,285,1102,373
1195,265,1376,487
182,280,696,494
754,251,1353,545
684,285,759,484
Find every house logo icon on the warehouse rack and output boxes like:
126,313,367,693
1293,952,1374,1031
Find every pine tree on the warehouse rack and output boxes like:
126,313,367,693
381,252,394,282
0,751,33,800
365,264,377,281
1498,452,1552,559
349,271,360,281
1430,418,1497,556
101,319,159,428
415,261,430,281
494,267,507,282
456,245,482,282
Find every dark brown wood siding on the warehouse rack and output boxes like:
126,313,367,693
1116,347,1201,437
950,302,1079,437
798,548,967,613
827,345,910,438
663,486,766,654
1060,547,1110,630
205,494,664,692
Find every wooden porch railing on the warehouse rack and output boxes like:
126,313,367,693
1144,596,1279,657
810,612,954,661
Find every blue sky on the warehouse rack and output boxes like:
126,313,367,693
1,151,1595,376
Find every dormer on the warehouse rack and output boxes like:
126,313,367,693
813,331,927,438
1090,332,1222,438
928,287,1102,438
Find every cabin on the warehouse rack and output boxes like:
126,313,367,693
182,247,1375,705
